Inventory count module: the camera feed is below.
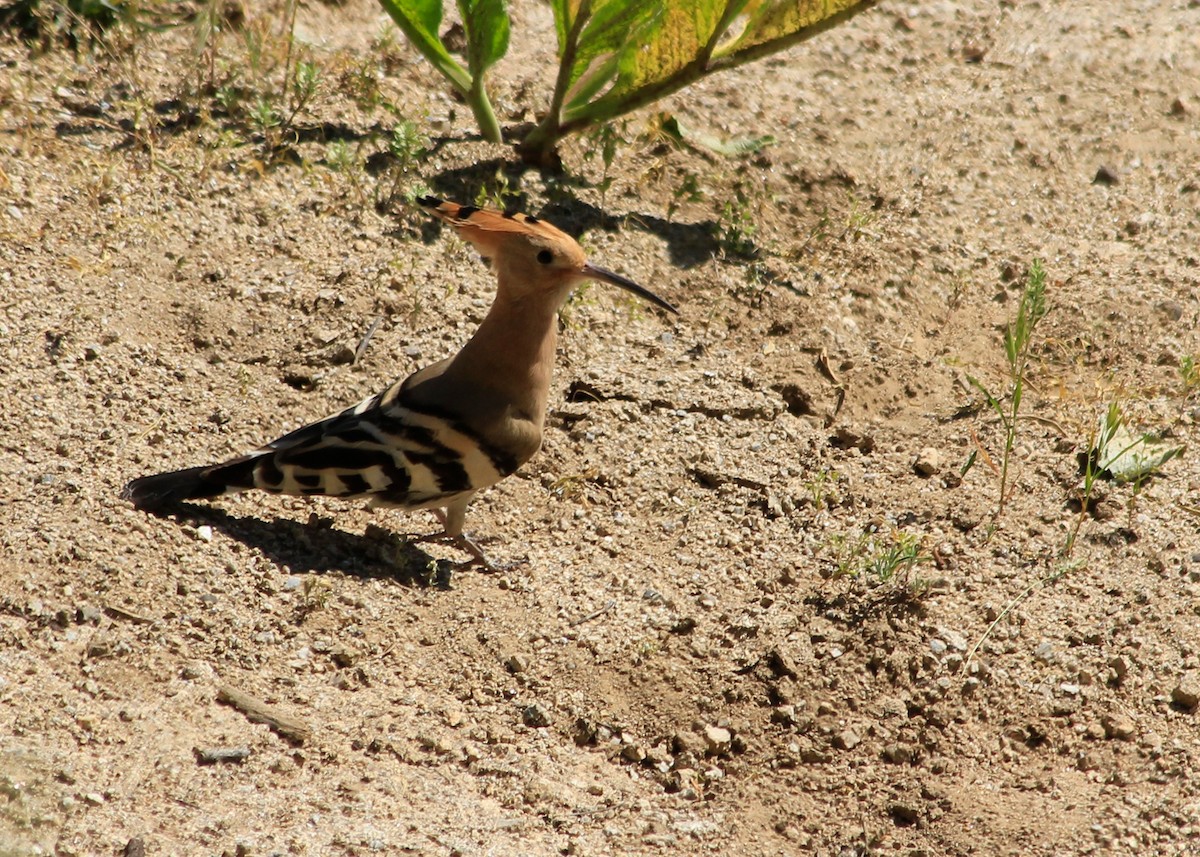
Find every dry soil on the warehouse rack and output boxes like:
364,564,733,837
2,1,1200,855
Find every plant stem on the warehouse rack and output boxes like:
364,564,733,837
467,75,502,143
998,390,1018,514
516,0,591,165
281,0,297,116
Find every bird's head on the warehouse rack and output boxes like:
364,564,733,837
418,196,678,315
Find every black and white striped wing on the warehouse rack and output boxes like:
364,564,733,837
246,379,520,509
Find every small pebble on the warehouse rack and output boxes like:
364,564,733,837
1109,656,1130,682
703,724,732,756
522,703,552,728
833,729,861,751
1093,164,1119,185
1103,714,1136,741
913,447,943,477
940,629,969,652
180,661,214,680
1171,677,1200,711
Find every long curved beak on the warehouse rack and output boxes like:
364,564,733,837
581,263,679,315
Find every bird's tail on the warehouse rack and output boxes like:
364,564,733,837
121,456,260,510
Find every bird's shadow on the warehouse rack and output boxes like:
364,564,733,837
148,504,456,589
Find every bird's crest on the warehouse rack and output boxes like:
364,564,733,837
417,195,581,260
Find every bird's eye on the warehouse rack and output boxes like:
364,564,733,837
536,249,554,265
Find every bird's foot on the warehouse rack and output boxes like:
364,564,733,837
410,529,523,574
451,534,530,574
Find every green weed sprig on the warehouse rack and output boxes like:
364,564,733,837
967,260,1048,516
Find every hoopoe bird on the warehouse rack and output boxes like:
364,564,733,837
123,196,677,567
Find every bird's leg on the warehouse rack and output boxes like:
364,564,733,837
410,500,504,572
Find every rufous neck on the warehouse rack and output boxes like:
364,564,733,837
447,287,564,418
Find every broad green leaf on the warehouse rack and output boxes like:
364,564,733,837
564,52,622,116
459,0,510,76
657,114,775,157
561,0,660,117
615,0,726,95
575,0,772,120
720,0,867,56
377,0,471,92
1094,412,1184,484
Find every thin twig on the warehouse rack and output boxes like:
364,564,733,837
217,684,311,744
964,563,1078,673
354,316,383,365
569,600,616,627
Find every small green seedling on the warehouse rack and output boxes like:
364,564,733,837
1091,403,1183,486
1063,403,1183,557
665,170,704,223
473,168,520,210
1180,355,1200,397
967,259,1049,516
581,121,624,207
828,529,927,588
717,185,759,258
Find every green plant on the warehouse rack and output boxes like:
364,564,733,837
654,111,775,157
213,84,240,113
581,121,624,207
286,58,321,125
1180,355,1200,396
864,531,925,585
1061,408,1111,558
805,468,839,507
190,0,221,92
473,168,520,210
376,0,876,164
389,119,429,167
327,139,370,207
193,3,317,160
1093,402,1182,486
827,529,927,587
2,0,160,49
717,184,759,258
843,194,878,241
966,259,1048,516
296,574,333,621
665,170,704,222
326,139,356,172
248,95,280,144
383,119,430,203
376,0,509,143
341,56,386,111
1063,400,1184,556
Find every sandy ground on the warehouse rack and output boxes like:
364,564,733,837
3,0,1200,854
